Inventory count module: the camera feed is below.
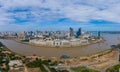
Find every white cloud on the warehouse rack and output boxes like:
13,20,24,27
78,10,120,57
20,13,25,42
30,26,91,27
0,0,120,31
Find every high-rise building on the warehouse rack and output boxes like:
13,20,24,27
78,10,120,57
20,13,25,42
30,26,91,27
76,28,82,38
69,27,74,37
98,31,101,39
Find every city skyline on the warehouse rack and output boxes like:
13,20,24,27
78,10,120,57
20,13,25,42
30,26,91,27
0,0,120,31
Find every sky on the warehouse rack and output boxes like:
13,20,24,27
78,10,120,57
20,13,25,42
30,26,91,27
0,0,120,31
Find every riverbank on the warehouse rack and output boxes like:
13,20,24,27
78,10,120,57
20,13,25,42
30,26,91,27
0,42,25,72
1,39,113,60
1,42,24,57
0,37,111,58
1,39,115,61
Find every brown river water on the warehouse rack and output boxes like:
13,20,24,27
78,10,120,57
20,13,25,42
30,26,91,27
0,34,120,58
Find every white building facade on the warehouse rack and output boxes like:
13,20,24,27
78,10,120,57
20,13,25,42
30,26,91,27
29,38,88,47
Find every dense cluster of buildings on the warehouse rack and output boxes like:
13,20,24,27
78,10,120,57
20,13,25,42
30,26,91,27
30,38,88,47
0,27,100,47
29,27,97,47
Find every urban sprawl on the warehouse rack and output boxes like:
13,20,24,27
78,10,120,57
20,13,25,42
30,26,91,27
0,27,101,47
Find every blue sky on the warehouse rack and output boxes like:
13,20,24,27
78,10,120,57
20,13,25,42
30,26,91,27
0,0,120,31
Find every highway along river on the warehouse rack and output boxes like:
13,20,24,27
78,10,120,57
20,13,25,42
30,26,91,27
0,34,120,58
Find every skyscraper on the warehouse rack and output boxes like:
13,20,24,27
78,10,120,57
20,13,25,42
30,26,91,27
76,28,82,38
98,31,101,39
69,27,74,37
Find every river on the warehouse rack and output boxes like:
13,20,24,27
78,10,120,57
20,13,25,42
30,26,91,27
0,33,120,58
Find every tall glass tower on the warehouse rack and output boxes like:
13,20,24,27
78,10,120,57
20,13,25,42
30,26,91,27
69,27,74,37
76,28,82,38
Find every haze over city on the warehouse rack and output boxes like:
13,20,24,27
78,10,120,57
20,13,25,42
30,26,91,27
0,0,120,31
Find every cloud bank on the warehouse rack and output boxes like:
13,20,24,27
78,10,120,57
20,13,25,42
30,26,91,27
0,0,120,31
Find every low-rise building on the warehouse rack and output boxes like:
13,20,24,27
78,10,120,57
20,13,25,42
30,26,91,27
29,38,89,47
61,40,70,46
8,60,24,70
80,39,88,44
